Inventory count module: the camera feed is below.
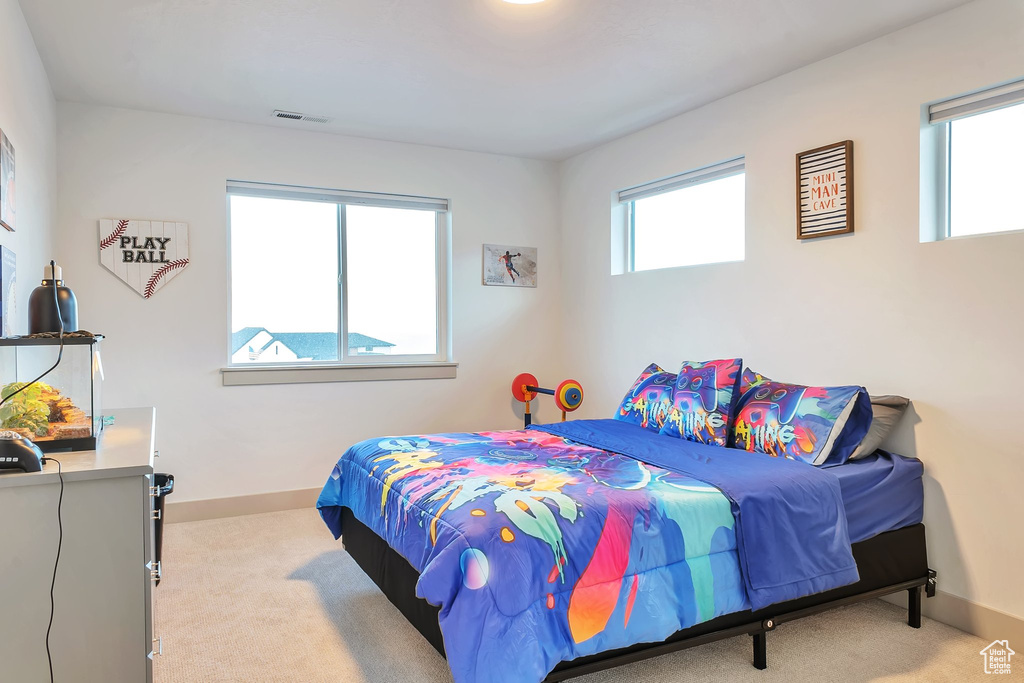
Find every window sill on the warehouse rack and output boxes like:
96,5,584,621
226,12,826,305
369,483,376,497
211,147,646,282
220,362,458,386
618,257,744,275
925,227,1024,243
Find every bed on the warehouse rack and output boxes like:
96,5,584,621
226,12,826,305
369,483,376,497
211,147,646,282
317,419,932,683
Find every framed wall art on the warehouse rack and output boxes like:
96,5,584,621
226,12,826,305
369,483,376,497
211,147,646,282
483,244,537,287
0,129,14,232
0,245,14,335
797,140,853,240
99,218,190,298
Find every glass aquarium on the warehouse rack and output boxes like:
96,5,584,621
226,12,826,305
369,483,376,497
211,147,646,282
0,336,103,451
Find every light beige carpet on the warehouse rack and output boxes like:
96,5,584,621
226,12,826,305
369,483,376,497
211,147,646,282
155,509,991,682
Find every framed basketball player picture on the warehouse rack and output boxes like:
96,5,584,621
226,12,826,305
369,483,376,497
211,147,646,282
483,244,537,287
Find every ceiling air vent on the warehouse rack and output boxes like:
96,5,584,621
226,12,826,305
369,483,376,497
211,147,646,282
272,110,331,124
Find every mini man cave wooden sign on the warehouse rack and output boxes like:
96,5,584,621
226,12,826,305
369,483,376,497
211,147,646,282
99,218,190,299
796,140,854,239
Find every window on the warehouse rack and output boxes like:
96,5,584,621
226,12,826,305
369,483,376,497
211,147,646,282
924,78,1024,240
617,158,745,272
226,181,449,373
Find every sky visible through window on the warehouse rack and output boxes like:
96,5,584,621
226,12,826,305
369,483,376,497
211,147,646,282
631,173,745,272
950,102,1024,237
347,205,437,355
230,195,438,359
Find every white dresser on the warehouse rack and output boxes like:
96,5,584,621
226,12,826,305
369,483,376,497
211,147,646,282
0,407,159,683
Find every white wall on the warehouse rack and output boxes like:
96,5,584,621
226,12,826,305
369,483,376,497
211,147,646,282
559,0,1024,620
48,0,1022,624
0,0,56,330
55,103,563,502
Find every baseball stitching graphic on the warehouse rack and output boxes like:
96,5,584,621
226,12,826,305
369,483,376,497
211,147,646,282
144,258,189,299
100,219,130,250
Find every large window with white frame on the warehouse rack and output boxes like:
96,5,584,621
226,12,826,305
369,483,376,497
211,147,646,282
227,181,449,366
924,78,1024,240
618,157,746,272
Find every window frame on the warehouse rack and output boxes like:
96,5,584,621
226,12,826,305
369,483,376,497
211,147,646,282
922,78,1024,242
617,157,747,274
223,180,453,383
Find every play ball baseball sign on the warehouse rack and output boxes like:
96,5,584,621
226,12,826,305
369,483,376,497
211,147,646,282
99,218,190,299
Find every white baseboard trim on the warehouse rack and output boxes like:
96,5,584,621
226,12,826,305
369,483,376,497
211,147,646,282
883,589,1024,646
165,487,321,523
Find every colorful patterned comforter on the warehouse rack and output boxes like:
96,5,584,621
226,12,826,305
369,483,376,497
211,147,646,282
318,419,857,683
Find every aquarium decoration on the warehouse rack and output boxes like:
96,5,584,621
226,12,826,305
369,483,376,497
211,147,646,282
0,381,91,440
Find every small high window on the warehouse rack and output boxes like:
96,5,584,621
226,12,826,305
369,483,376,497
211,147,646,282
617,158,745,272
923,78,1024,240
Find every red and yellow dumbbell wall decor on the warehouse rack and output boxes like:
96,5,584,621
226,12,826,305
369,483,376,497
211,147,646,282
511,373,584,428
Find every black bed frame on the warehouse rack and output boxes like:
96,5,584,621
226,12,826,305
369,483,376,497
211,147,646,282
340,507,935,680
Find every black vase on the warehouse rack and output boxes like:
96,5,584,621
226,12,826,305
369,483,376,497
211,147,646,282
28,274,78,334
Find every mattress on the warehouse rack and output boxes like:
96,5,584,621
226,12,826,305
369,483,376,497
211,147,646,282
827,450,923,543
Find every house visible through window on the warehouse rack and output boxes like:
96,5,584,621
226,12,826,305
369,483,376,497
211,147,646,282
618,157,745,272
925,78,1024,240
228,181,448,365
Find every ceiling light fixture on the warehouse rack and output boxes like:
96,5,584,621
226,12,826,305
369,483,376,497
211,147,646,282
502,0,546,4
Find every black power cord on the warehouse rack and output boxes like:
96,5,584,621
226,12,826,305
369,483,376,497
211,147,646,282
39,261,66,683
39,456,63,683
0,261,65,410
0,261,66,682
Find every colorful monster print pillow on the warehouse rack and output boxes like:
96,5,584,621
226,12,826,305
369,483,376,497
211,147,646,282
659,358,742,446
614,363,676,432
730,375,872,466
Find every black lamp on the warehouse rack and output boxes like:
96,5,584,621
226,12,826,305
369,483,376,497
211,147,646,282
0,259,66,471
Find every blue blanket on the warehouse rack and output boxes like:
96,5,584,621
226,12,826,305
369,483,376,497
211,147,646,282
535,420,859,610
318,420,858,683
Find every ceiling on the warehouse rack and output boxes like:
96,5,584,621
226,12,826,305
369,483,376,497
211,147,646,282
20,0,970,160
